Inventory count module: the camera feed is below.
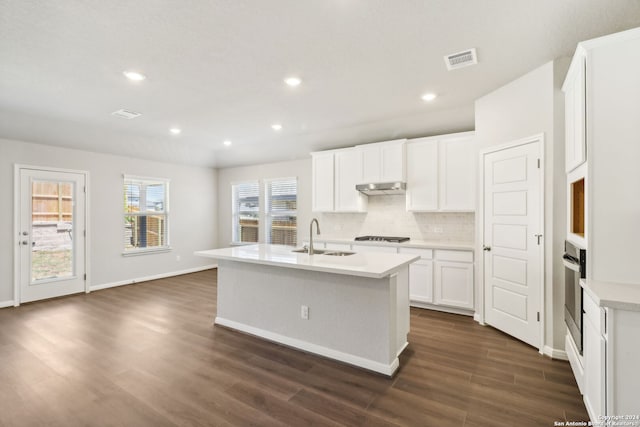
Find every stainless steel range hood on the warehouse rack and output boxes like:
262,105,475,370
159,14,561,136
356,182,406,195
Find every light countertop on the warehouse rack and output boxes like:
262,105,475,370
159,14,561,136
581,279,640,311
307,237,474,251
195,244,420,279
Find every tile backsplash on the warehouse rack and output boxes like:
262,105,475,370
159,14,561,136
318,195,474,242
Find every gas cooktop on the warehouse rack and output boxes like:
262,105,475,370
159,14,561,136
354,236,410,243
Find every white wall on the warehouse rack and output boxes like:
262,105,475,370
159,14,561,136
0,138,218,304
475,58,571,353
216,159,312,247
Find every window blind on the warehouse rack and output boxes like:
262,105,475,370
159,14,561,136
123,176,170,252
232,181,259,243
266,178,297,246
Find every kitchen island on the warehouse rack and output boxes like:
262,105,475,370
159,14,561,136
195,244,420,375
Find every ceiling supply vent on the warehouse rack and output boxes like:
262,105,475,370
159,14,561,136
444,48,478,70
111,109,142,119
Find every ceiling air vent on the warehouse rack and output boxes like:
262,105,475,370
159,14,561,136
444,48,478,70
111,109,142,119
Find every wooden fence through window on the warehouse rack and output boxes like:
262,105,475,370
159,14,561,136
32,181,73,223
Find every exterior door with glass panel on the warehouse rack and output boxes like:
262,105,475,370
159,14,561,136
18,168,86,303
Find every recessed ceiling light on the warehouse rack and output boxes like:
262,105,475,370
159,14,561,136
421,93,437,102
169,127,181,135
271,124,282,131
123,70,146,81
284,77,301,87
223,140,232,146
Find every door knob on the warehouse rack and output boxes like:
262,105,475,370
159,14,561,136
483,246,491,251
22,231,28,236
21,240,28,246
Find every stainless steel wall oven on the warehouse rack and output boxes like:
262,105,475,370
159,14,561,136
563,240,586,355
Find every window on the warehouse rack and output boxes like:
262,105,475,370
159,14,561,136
123,175,170,254
232,181,259,243
265,177,297,245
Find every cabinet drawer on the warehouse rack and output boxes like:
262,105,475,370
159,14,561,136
583,289,603,334
399,247,433,260
352,244,398,254
435,250,473,263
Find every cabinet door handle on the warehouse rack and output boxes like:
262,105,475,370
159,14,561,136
483,246,491,252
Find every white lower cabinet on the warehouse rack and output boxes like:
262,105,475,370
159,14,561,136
400,247,474,312
434,261,474,310
308,242,474,313
574,286,640,420
582,289,606,420
399,248,433,304
408,259,433,303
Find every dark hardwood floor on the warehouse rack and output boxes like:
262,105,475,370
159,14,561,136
0,269,588,426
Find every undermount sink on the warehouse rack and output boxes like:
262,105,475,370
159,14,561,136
323,251,356,257
291,248,327,254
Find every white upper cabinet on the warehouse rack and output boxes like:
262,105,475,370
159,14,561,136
564,54,587,173
406,137,439,211
358,139,406,183
334,148,367,212
439,134,476,211
406,132,476,212
312,132,475,214
311,151,335,212
312,148,367,213
361,145,381,183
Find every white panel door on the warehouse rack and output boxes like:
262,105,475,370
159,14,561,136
483,140,542,348
406,138,438,211
18,168,86,303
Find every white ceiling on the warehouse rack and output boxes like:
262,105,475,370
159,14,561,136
1,1,639,168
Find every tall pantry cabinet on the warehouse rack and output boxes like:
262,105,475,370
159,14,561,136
563,27,640,422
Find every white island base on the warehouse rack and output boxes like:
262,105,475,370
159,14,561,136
211,255,411,376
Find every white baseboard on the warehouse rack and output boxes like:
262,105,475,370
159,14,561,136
215,316,399,377
0,300,15,308
410,301,474,317
90,264,217,292
473,312,485,325
566,333,584,393
543,345,568,361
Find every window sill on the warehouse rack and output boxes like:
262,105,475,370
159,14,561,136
122,247,172,257
230,241,259,246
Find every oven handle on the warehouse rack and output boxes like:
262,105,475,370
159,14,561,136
563,258,580,272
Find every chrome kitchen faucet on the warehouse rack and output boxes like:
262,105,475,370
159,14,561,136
309,218,321,255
